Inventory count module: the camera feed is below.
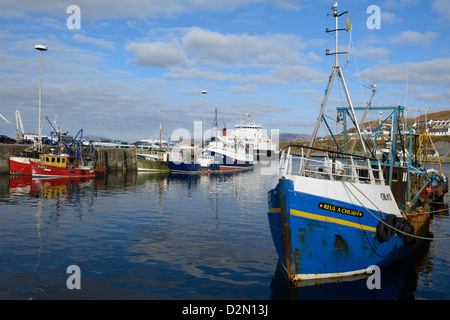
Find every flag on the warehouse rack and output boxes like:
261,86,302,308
347,15,352,63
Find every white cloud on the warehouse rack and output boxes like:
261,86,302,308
0,0,304,20
271,65,326,84
360,59,450,85
433,0,450,19
164,67,244,82
382,0,419,9
381,11,403,24
73,34,116,50
389,31,439,48
126,27,310,70
181,28,305,66
355,46,390,60
126,41,188,68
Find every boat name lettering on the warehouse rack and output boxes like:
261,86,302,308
318,202,364,217
380,193,392,201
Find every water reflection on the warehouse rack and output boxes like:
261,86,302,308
9,175,96,198
1,167,446,300
1,170,268,299
270,239,432,300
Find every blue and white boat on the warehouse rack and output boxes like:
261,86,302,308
267,3,443,282
167,147,219,173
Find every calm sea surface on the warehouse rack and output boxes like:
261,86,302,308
0,163,449,300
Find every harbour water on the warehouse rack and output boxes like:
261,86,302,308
0,163,449,300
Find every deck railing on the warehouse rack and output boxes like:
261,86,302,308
277,145,386,185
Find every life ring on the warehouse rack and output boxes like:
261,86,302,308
376,214,396,243
80,170,86,175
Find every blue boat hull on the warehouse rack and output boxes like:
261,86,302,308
267,177,417,281
210,152,253,170
167,161,219,172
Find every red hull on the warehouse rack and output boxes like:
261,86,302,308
30,160,96,177
9,157,32,175
219,165,253,171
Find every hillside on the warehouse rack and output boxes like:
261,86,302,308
275,133,311,142
412,110,450,122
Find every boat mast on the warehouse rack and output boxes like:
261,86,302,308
159,111,162,151
307,3,368,159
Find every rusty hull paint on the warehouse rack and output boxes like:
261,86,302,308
279,177,295,281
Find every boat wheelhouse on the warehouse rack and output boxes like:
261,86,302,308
30,153,96,177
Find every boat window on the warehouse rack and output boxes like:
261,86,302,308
46,157,50,162
56,158,60,163
62,158,65,164
51,157,55,163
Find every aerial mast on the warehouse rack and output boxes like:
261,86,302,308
306,2,368,159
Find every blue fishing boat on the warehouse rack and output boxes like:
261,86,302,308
267,3,447,282
167,148,219,173
167,161,201,172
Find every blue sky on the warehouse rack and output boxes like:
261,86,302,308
0,0,449,142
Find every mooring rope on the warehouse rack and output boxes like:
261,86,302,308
342,181,450,241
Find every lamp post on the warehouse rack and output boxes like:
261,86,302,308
35,44,48,152
201,90,207,148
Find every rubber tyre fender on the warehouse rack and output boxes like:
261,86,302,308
376,214,396,243
402,223,415,244
376,220,390,242
385,214,396,227
393,217,406,237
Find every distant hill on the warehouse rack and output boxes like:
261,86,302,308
275,133,312,142
413,110,450,122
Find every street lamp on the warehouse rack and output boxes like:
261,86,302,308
35,44,48,152
202,90,207,148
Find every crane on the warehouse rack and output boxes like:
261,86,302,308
1,113,10,124
14,110,25,139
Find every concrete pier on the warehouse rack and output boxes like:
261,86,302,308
0,144,137,174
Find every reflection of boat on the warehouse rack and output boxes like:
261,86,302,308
30,153,96,177
9,175,94,198
270,234,432,299
267,4,447,283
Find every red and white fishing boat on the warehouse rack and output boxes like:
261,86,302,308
30,153,96,177
9,156,33,175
